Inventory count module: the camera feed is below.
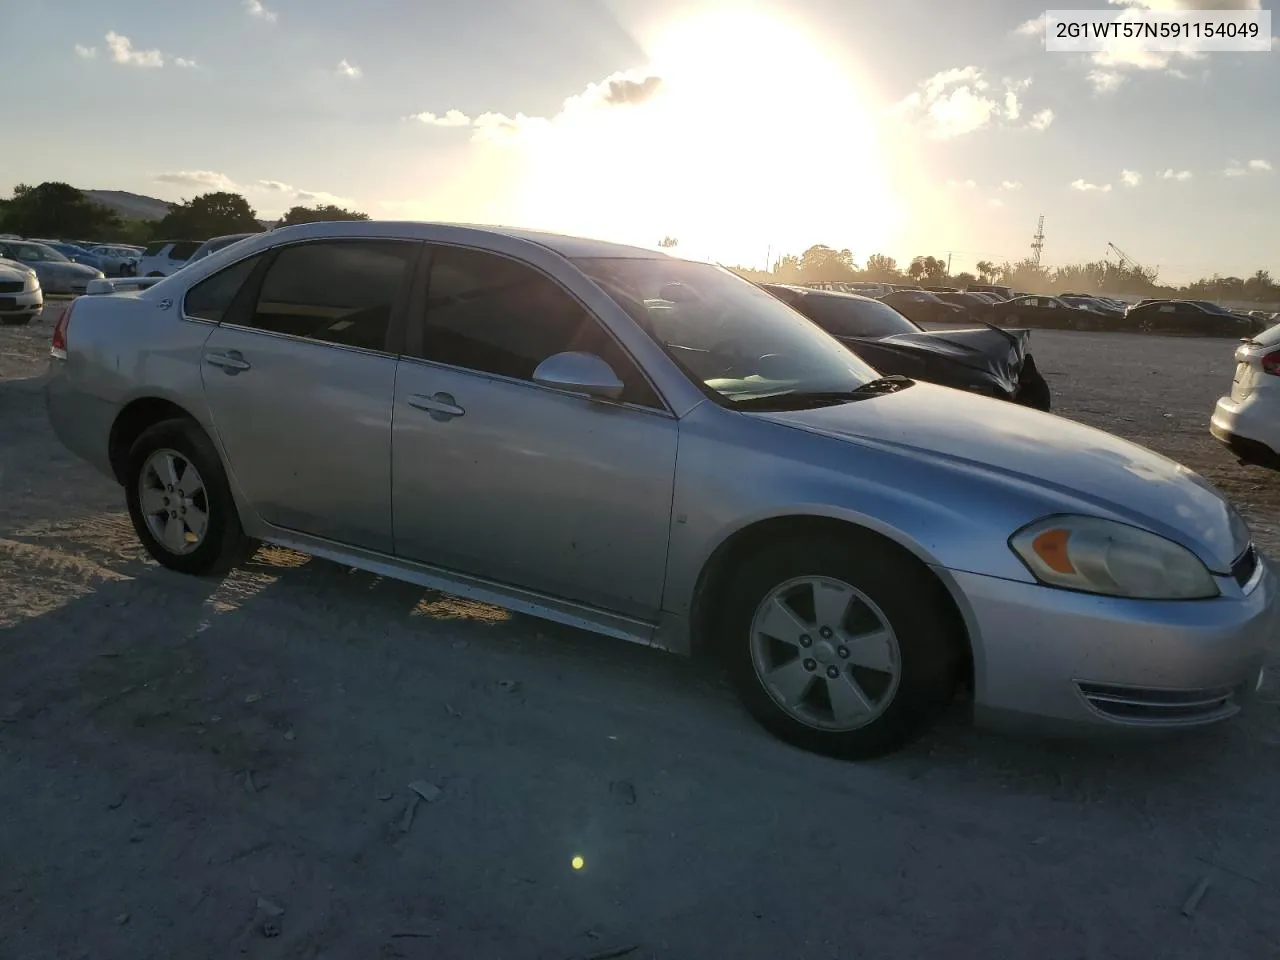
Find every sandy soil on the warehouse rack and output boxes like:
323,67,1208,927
2,309,1279,959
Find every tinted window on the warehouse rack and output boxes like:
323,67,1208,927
184,255,262,323
143,242,168,257
422,246,661,408
168,241,201,261
794,293,920,338
247,240,416,351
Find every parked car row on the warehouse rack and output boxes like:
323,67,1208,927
20,238,143,276
42,221,1272,761
0,239,104,297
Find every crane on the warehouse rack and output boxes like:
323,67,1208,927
1106,242,1152,275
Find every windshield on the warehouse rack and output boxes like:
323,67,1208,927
3,242,67,263
575,257,882,405
793,292,921,338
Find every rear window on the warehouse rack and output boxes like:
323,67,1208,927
143,242,168,256
796,293,921,338
169,241,201,261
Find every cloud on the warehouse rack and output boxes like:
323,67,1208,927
1015,14,1047,35
1027,108,1054,131
1000,180,1022,190
407,110,472,128
337,59,362,79
1225,158,1273,176
894,67,1039,139
1159,168,1193,181
1088,70,1126,93
1071,179,1113,192
153,172,354,209
407,70,664,145
1106,0,1261,8
153,170,240,191
1121,169,1143,187
244,0,278,22
105,31,165,68
74,44,97,59
175,57,197,69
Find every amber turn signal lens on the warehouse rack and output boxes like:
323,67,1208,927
1031,528,1074,574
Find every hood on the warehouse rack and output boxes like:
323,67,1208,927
45,261,100,277
0,260,32,282
868,327,1030,392
756,382,1246,574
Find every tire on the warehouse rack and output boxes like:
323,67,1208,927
124,418,253,576
1016,357,1052,411
147,272,164,278
718,534,962,760
1,314,33,326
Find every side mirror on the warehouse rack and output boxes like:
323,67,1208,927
532,351,625,401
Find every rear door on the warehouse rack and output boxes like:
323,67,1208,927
197,238,419,552
390,244,678,620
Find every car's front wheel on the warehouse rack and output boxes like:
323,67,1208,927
124,418,253,576
720,534,962,759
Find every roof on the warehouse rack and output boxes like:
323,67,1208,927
764,282,880,304
261,220,670,260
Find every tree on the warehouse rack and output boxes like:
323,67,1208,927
861,253,902,282
796,245,858,282
2,181,121,238
975,260,996,283
908,255,947,283
657,236,679,248
279,204,371,227
155,192,261,239
952,271,977,287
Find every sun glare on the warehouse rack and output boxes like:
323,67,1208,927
506,9,900,267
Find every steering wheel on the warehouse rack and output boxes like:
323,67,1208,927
708,340,786,379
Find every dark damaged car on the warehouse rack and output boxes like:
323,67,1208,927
761,283,1052,411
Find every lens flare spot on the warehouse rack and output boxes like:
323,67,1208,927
571,855,585,871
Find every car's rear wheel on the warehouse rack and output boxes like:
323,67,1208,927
124,419,253,576
719,535,961,759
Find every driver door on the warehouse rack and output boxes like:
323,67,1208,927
390,245,679,620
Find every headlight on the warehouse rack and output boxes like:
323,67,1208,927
24,272,39,290
1010,515,1219,600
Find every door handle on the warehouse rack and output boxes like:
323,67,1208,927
408,392,465,419
205,350,251,374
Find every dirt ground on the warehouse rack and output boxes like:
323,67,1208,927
2,309,1279,959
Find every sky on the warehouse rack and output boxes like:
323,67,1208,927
1,0,1276,283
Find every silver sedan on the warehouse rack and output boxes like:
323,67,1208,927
0,239,103,294
44,222,1276,758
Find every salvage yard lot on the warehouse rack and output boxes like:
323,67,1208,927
2,313,1279,959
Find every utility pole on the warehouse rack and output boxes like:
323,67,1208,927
946,252,952,276
1031,215,1045,266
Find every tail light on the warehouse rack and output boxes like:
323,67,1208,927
1262,350,1280,377
50,299,75,360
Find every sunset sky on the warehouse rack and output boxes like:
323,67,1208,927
2,0,1276,282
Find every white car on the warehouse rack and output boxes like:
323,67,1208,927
1211,322,1280,469
88,245,144,277
0,257,43,325
137,240,201,277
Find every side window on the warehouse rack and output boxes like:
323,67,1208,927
143,242,167,257
246,240,416,352
168,241,201,261
421,246,661,408
1159,304,1175,313
184,255,262,323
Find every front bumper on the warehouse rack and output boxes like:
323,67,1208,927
951,560,1276,731
0,287,43,319
1211,394,1280,469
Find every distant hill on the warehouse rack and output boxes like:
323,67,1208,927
82,189,278,231
82,189,172,222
